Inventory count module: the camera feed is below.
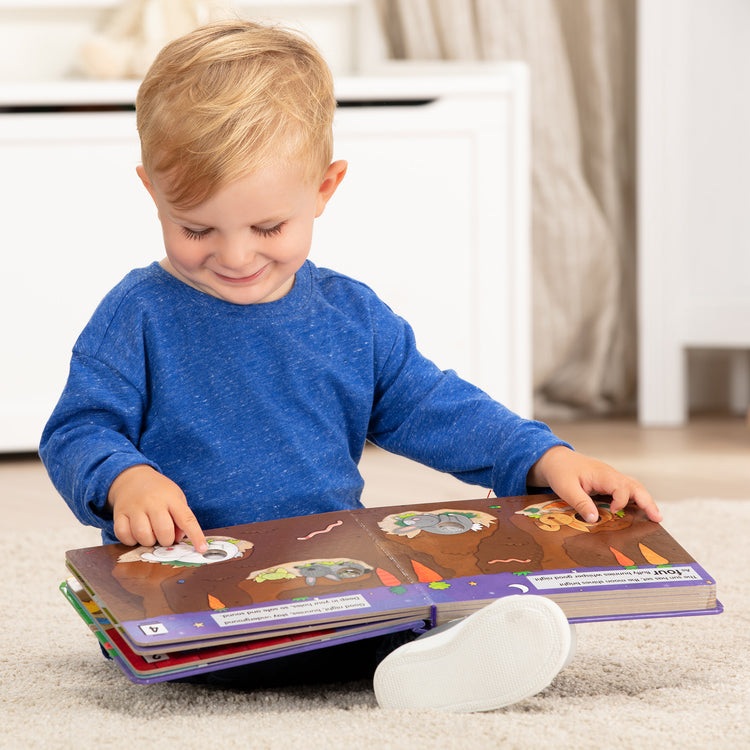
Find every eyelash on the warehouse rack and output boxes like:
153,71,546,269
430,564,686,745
181,227,211,241
180,223,285,241
255,223,285,238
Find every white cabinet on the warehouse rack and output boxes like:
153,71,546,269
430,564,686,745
0,69,530,451
0,106,159,451
637,0,750,424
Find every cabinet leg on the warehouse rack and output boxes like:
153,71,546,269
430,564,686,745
729,350,750,418
638,345,687,426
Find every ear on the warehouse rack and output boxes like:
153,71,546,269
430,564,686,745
315,160,347,217
136,164,158,205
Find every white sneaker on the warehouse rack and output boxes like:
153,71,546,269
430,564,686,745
373,595,575,712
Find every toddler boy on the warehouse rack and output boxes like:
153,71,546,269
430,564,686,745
40,20,660,712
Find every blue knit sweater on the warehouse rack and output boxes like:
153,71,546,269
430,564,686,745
40,261,566,544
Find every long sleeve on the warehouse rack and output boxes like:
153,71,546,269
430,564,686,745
39,267,164,533
39,352,161,531
365,301,568,497
40,261,568,544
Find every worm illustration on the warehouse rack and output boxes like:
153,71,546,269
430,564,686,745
296,519,344,540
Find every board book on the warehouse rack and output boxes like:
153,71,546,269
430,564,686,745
62,494,722,684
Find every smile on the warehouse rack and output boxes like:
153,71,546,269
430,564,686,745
213,265,268,284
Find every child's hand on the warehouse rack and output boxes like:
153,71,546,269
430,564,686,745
527,445,662,524
108,465,208,553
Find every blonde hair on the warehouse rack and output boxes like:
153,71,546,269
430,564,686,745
135,20,335,209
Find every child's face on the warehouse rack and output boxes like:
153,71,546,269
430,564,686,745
137,160,346,305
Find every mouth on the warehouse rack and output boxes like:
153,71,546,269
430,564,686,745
213,265,268,284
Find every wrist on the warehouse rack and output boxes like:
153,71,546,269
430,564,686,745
107,464,156,510
527,445,572,488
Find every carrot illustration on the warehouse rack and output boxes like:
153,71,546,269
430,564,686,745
376,567,401,587
639,543,669,565
207,594,226,610
609,546,636,567
411,559,443,583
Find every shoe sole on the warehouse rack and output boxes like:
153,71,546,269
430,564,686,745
373,595,573,712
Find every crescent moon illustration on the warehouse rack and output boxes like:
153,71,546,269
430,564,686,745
508,584,529,593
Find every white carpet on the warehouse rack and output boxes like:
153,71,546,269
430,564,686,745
3,498,748,750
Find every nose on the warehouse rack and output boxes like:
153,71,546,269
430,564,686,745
214,233,258,270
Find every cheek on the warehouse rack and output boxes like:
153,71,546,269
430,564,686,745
273,226,314,262
164,233,206,267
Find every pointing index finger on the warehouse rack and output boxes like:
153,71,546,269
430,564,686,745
173,508,207,554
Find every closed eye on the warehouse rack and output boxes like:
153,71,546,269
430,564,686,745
181,226,212,241
253,222,285,238
180,222,285,240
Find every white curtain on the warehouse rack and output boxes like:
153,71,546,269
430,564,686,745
374,0,637,418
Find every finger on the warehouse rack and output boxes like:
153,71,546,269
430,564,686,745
125,513,158,548
172,506,207,553
608,480,661,521
609,485,633,514
113,514,138,547
552,481,599,524
149,508,181,548
620,483,663,523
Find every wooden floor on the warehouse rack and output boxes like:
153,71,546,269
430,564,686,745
2,416,748,527
545,415,749,502
358,414,750,507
